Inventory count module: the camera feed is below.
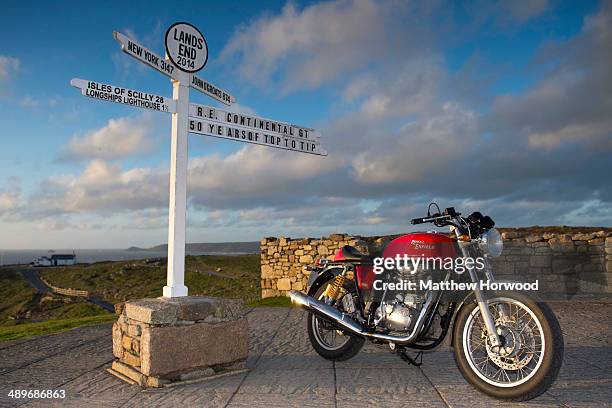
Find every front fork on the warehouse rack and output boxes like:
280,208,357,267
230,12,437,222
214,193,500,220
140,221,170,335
458,242,502,348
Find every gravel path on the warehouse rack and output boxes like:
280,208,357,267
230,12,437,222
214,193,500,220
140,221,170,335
0,301,610,407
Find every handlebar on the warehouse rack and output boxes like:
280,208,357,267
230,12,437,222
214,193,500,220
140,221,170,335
410,213,450,225
410,207,462,225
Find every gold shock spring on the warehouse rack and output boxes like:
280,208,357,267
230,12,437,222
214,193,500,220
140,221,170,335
324,275,346,300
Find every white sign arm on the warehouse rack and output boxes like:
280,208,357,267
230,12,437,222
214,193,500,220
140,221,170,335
70,78,176,113
188,102,320,141
114,31,177,79
189,117,327,156
190,74,235,106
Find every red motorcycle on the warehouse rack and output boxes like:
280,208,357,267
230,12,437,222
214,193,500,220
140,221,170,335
290,205,563,401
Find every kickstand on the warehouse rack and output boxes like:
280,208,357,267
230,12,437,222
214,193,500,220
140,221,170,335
398,350,423,366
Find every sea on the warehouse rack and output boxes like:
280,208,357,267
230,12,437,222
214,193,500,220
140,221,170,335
0,249,253,266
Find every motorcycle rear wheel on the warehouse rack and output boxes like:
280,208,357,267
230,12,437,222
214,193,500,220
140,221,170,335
307,280,365,361
452,291,563,401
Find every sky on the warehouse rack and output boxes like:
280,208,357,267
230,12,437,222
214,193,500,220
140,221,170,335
0,0,610,249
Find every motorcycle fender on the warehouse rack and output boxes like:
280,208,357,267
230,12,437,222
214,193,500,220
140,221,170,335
307,266,344,296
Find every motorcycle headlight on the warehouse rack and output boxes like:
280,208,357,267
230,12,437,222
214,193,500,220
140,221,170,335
479,228,503,257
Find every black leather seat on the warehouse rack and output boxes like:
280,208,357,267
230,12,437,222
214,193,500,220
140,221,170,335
337,245,373,263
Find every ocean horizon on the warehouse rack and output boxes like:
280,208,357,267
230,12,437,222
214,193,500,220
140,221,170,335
0,248,257,266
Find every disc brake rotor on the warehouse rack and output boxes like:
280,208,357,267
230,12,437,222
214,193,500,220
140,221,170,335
483,318,535,370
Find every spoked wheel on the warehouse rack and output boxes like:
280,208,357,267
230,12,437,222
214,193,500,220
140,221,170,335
312,315,351,351
452,291,563,401
307,280,364,361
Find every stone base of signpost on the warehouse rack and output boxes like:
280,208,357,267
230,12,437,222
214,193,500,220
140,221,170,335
109,296,249,387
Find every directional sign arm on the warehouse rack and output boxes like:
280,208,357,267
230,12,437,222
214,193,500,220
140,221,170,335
70,78,176,113
188,102,321,142
190,74,235,106
113,31,178,79
189,117,327,156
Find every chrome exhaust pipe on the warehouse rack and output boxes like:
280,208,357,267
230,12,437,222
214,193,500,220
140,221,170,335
289,290,433,345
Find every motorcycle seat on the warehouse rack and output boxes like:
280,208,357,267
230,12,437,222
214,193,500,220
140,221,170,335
336,245,373,263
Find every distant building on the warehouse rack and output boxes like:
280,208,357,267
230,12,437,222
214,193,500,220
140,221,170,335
33,253,76,267
33,256,53,267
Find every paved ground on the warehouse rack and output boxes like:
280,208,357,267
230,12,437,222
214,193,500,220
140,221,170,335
0,301,610,407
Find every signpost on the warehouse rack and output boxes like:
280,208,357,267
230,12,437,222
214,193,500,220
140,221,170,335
71,24,325,298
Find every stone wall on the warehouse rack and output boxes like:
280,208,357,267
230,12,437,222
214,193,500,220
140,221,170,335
260,234,372,298
260,229,612,298
491,229,612,295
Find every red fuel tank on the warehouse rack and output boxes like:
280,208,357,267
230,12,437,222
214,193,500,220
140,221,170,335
382,232,458,260
353,232,457,290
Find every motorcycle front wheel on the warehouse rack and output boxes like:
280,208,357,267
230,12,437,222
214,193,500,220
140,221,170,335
452,291,563,401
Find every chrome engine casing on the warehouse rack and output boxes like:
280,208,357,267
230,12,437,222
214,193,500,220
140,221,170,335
373,267,433,332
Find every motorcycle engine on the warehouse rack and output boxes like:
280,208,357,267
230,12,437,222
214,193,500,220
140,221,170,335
373,266,435,332
374,294,423,332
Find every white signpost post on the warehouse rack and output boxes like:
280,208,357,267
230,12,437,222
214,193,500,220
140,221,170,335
71,22,325,298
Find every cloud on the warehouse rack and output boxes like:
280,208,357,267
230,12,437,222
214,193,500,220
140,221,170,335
57,115,155,161
486,3,612,153
0,56,20,96
465,0,550,26
351,102,478,184
5,2,612,242
188,145,339,209
498,0,549,21
25,4,612,231
0,56,19,81
0,192,18,212
31,160,166,216
221,0,435,93
19,96,39,108
19,96,58,108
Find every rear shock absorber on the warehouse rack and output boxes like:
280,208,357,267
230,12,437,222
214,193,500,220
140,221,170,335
323,275,346,300
323,269,354,300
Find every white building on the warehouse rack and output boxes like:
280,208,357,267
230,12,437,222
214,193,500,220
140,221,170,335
33,253,76,267
33,256,53,266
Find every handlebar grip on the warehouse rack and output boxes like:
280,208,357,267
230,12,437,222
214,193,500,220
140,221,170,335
410,218,425,225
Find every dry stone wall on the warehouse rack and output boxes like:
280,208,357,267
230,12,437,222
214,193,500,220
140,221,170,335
260,234,373,298
260,229,612,298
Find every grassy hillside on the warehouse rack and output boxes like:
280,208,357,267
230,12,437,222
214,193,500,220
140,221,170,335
0,269,115,341
0,254,290,341
0,269,36,323
40,254,262,305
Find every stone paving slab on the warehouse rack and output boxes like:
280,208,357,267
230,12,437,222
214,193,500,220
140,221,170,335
0,303,608,407
0,324,110,374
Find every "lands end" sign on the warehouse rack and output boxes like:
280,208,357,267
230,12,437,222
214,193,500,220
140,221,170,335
165,22,208,73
